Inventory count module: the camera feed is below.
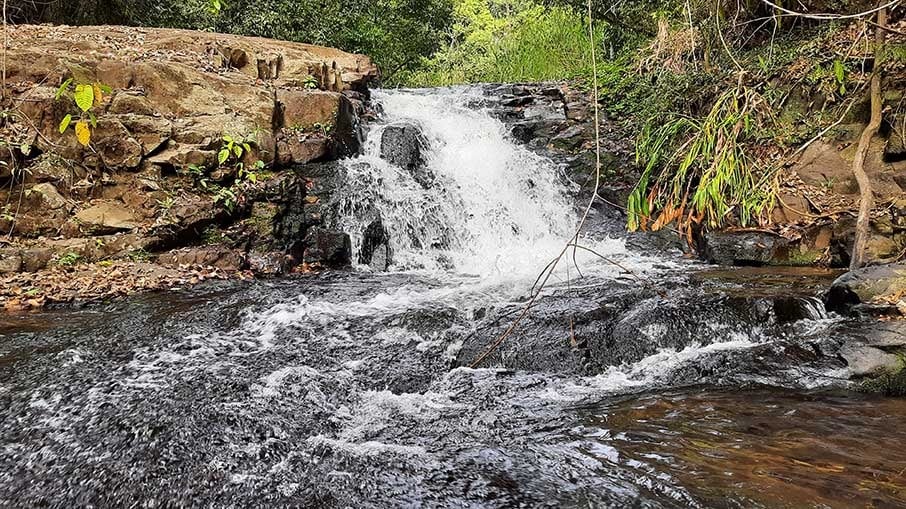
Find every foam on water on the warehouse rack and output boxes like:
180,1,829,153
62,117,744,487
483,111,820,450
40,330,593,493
333,88,658,285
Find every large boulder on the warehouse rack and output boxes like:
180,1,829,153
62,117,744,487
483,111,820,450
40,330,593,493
303,227,351,267
74,201,140,234
701,231,790,266
826,264,906,311
380,122,433,188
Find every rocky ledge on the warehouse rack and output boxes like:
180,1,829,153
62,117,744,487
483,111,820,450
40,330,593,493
0,25,379,309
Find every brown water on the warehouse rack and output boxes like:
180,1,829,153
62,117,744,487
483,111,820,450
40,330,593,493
588,388,906,508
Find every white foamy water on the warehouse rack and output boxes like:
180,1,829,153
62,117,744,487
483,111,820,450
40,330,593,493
333,88,656,285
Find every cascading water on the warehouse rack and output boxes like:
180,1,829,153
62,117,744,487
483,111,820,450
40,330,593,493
332,88,621,281
0,86,895,509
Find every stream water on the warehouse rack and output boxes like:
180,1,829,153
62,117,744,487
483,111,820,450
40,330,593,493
1,88,905,508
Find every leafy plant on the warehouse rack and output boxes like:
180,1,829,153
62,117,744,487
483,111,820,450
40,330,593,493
55,251,82,267
628,86,778,237
55,79,112,147
0,205,14,223
218,135,252,167
212,187,238,212
157,195,177,210
302,75,319,89
127,249,152,262
202,225,227,245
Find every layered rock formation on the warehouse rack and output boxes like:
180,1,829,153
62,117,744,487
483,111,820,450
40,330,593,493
0,25,379,282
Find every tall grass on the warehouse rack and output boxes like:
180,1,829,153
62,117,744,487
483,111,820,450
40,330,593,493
627,86,778,236
401,6,604,87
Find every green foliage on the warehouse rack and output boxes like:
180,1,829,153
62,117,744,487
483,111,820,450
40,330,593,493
201,226,228,245
212,187,238,212
55,80,111,147
55,252,82,267
628,86,778,233
127,249,152,262
405,1,604,86
302,75,319,90
134,0,453,84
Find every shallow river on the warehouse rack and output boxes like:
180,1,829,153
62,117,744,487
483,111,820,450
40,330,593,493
1,88,903,508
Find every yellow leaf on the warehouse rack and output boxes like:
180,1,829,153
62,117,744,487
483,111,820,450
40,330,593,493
93,84,103,106
75,120,91,146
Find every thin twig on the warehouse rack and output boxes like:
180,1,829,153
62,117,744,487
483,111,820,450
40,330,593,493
760,0,901,20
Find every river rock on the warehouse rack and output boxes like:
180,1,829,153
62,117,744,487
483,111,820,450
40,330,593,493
303,227,351,267
380,122,433,188
839,343,902,377
30,183,69,211
701,231,790,266
826,264,906,310
359,218,391,270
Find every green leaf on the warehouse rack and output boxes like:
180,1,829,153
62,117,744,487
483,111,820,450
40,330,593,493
74,84,95,112
55,78,73,100
59,114,73,134
19,143,31,155
242,143,252,154
98,83,113,94
232,145,243,158
218,149,230,165
833,60,845,84
88,111,98,128
222,134,234,144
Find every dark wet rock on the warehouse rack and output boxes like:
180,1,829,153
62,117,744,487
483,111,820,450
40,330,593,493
626,229,690,255
701,231,790,266
826,264,906,312
380,122,433,188
550,125,589,151
510,119,567,144
303,227,351,267
500,95,533,107
359,219,391,270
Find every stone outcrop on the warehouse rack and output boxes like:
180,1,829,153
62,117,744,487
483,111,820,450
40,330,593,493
0,25,377,279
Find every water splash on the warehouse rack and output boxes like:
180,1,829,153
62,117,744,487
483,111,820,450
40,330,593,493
333,87,628,281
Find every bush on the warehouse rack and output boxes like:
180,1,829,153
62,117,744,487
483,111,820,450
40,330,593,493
403,1,604,86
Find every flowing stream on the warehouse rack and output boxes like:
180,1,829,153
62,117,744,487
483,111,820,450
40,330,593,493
1,88,905,508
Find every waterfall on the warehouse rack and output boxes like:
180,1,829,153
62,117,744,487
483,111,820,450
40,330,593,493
332,87,606,279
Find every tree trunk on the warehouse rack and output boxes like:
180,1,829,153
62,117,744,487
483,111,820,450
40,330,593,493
849,6,886,271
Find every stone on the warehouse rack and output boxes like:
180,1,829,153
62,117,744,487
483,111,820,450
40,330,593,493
158,246,246,271
865,235,901,262
75,202,140,234
118,115,173,155
359,219,390,269
20,247,55,272
701,231,790,266
792,141,857,194
303,227,351,267
275,136,330,166
30,183,68,210
550,125,589,151
839,343,901,377
247,251,292,274
0,250,23,273
380,122,432,188
277,90,345,129
826,264,906,310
